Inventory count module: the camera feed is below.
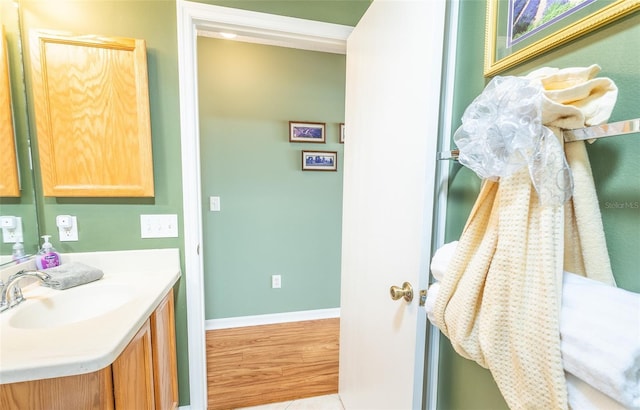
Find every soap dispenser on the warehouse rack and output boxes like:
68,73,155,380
36,235,60,269
12,242,27,263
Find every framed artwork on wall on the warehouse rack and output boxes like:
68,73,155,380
339,123,345,144
289,121,326,143
484,0,640,76
301,150,337,171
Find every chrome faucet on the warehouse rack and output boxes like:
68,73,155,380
0,270,51,313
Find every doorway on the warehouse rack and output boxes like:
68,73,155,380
197,37,345,322
176,3,352,407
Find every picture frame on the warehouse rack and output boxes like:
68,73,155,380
289,121,326,143
301,150,337,171
484,0,640,77
339,123,345,144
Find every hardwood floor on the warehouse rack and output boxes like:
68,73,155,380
206,318,339,410
236,394,344,410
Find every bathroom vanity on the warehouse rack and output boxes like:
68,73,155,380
0,249,180,409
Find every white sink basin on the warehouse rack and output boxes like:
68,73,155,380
9,282,135,329
0,248,181,385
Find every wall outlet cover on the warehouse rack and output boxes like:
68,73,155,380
57,215,79,242
1,216,23,243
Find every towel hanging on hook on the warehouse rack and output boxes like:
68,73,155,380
426,243,640,409
430,64,618,410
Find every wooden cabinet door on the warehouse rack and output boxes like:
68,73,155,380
0,367,115,410
29,30,153,197
0,25,20,197
150,289,179,410
112,319,155,409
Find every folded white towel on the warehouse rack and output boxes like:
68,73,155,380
561,271,640,409
427,243,640,409
425,282,440,324
566,372,628,410
429,241,458,281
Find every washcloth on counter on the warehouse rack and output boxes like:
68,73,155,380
42,262,104,290
430,65,618,410
428,243,640,409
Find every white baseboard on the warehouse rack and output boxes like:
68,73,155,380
205,308,340,330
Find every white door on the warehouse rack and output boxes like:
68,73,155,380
339,1,446,409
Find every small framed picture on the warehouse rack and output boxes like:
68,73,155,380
289,121,326,143
339,123,345,143
302,150,337,171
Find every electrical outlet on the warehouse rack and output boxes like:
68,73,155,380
56,215,79,241
0,216,23,243
140,214,179,238
271,274,281,289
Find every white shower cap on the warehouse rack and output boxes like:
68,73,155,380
453,76,573,206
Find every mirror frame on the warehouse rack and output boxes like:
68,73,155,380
0,0,40,264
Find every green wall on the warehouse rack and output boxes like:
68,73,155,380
197,38,345,319
18,0,191,405
13,0,369,406
19,1,184,253
438,3,640,409
202,0,371,26
6,0,635,408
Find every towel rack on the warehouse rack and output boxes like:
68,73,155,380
438,118,639,161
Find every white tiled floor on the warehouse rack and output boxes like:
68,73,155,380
236,394,344,410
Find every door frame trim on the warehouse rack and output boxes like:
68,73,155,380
426,1,460,408
176,1,352,407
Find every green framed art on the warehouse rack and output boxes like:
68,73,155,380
484,0,640,77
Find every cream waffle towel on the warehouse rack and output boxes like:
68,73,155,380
432,65,617,410
528,65,617,285
428,243,640,408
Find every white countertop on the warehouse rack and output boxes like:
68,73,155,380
0,248,181,384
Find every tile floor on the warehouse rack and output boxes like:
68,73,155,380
236,394,344,410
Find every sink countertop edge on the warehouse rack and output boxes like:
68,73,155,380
0,248,181,385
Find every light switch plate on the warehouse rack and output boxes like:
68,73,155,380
209,196,221,212
140,214,179,238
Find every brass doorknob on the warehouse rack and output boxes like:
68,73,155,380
390,282,413,302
